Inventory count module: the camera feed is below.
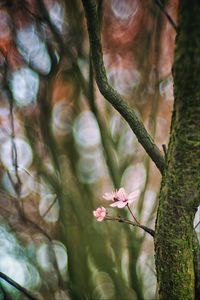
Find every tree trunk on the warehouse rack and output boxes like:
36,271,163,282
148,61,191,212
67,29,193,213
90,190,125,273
155,1,200,299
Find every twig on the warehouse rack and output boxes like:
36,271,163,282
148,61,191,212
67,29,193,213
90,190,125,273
154,0,178,31
9,100,22,198
81,0,166,175
195,220,200,229
105,216,155,237
162,144,167,162
0,272,38,300
7,94,25,219
127,204,140,225
41,195,58,219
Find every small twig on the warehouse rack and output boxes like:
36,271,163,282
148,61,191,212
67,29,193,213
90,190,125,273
195,220,200,229
154,0,178,31
162,144,167,162
7,92,26,220
105,216,155,237
9,100,22,198
0,272,38,300
127,204,140,225
42,195,58,219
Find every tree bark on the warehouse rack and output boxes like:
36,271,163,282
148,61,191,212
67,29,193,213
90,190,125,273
155,1,200,299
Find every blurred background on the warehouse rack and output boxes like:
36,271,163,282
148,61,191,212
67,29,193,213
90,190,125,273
0,0,198,299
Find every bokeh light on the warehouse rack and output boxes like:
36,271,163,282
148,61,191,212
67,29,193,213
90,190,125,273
111,0,138,21
73,111,101,149
122,163,146,192
9,67,39,106
17,25,51,75
39,193,59,222
77,155,105,184
0,137,33,169
49,2,67,34
52,99,72,135
107,56,141,97
92,272,115,300
159,75,174,102
52,240,68,274
36,243,54,272
0,225,41,298
2,168,33,198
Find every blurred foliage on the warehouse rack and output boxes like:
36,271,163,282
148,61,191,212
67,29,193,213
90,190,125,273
0,0,198,300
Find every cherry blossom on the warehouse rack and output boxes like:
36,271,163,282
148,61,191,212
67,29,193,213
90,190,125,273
93,206,107,222
103,187,139,208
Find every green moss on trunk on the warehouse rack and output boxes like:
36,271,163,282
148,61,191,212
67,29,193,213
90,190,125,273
155,1,200,299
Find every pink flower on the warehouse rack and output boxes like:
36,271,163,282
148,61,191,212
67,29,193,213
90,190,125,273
103,187,139,208
93,207,107,222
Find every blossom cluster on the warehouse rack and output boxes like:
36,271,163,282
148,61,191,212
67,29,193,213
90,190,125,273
93,188,139,222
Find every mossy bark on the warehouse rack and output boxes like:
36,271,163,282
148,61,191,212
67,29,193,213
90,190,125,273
155,1,200,299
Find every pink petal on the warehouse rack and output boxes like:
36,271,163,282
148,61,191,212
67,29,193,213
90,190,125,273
103,192,114,201
116,188,127,201
97,216,104,222
100,206,107,212
110,201,127,208
116,201,127,208
118,188,126,193
93,207,107,218
100,212,106,217
128,190,140,201
110,202,119,207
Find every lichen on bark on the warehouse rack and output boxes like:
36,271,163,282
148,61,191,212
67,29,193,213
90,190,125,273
155,1,200,299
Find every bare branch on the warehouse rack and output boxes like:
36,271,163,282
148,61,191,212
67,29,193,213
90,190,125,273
41,195,58,219
81,0,166,174
0,272,38,300
162,144,167,161
8,99,22,199
195,220,200,229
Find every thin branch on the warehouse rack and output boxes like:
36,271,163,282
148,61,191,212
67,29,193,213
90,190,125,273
8,100,22,199
127,204,140,225
41,195,58,219
154,0,178,31
105,216,155,237
0,272,38,300
195,220,200,229
162,144,167,162
81,0,166,175
6,92,26,219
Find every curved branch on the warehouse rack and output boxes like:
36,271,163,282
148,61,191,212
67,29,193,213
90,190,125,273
0,272,38,300
81,0,165,174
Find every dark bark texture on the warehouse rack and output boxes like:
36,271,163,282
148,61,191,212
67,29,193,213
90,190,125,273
155,1,200,299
